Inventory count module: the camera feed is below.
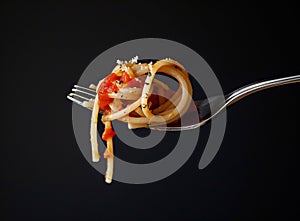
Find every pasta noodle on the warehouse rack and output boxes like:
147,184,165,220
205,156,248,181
90,57,193,183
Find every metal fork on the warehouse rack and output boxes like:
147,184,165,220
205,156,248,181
67,85,97,110
67,75,300,131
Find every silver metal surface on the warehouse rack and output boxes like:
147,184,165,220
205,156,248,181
67,75,300,131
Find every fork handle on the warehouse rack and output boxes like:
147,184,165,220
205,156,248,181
225,75,300,106
199,75,300,126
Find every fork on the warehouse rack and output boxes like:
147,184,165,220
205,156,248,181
67,75,300,131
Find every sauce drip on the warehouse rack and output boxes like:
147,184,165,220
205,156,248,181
102,127,116,141
97,71,143,140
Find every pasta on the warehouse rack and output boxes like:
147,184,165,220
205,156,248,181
87,57,193,183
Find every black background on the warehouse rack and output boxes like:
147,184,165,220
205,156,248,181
1,1,299,221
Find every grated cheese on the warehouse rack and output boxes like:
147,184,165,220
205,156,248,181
129,56,139,64
116,56,139,65
116,59,123,65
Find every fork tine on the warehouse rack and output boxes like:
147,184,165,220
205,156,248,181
67,95,86,105
69,92,93,101
67,94,94,110
67,85,97,110
71,88,96,97
74,85,96,92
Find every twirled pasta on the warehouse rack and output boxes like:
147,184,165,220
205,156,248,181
89,57,193,183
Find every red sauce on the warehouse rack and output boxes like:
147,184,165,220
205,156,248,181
97,71,143,114
98,73,120,114
98,71,143,141
102,127,116,141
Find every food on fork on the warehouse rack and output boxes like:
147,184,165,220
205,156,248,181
82,56,193,183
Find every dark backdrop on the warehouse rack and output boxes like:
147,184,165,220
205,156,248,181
1,2,299,221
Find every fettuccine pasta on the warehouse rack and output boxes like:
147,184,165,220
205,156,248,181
87,57,193,183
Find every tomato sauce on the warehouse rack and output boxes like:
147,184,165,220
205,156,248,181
97,73,119,114
98,71,143,141
97,71,143,114
102,127,116,141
